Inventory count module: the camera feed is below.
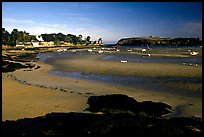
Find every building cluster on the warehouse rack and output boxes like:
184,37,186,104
16,35,103,48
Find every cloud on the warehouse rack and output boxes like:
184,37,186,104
2,17,121,43
3,18,35,24
182,21,202,37
3,17,69,34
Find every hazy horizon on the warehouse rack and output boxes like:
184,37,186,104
2,2,202,44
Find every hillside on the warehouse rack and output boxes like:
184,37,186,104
117,36,201,46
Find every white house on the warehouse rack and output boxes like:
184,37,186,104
32,41,41,47
31,35,44,47
36,35,44,42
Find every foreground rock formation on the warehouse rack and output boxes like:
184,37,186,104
2,94,202,136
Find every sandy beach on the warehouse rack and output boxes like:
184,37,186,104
2,48,202,121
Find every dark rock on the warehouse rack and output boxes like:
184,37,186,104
2,94,202,136
2,112,202,136
86,94,171,117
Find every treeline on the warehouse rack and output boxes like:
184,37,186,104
170,38,202,45
2,28,37,46
41,33,102,46
2,28,103,46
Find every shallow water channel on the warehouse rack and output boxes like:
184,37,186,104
38,49,202,98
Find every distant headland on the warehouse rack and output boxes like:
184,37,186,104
116,36,202,46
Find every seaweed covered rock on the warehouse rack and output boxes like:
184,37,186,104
2,53,37,72
2,61,33,72
86,94,171,117
139,101,172,117
86,94,139,114
2,112,202,136
2,94,202,136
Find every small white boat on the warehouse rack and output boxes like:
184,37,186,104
141,49,146,52
127,49,132,52
72,50,77,53
116,49,120,52
57,49,63,52
62,49,67,52
98,50,103,54
88,49,93,52
121,60,127,63
142,53,151,57
190,52,198,56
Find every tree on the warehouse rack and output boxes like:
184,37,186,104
56,33,65,41
25,32,31,42
72,36,79,45
86,36,91,45
9,29,19,46
98,38,103,45
2,28,10,45
78,34,83,41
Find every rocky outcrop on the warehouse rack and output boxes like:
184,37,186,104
2,94,202,136
86,94,171,117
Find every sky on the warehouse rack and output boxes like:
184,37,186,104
2,2,202,44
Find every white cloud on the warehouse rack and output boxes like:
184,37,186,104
2,17,121,43
3,17,69,34
182,21,202,37
3,18,35,24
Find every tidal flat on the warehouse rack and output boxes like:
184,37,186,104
2,47,202,120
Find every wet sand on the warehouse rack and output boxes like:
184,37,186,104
2,75,88,121
2,48,202,121
48,54,201,78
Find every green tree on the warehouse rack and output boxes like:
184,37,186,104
9,29,19,46
86,36,91,45
78,34,82,41
54,37,60,46
98,38,103,45
25,32,31,42
72,36,79,45
56,33,65,41
2,28,10,45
